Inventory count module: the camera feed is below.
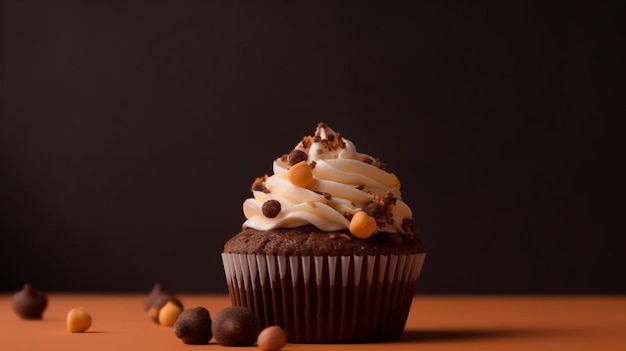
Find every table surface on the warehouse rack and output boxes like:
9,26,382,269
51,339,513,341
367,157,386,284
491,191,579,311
1,294,625,351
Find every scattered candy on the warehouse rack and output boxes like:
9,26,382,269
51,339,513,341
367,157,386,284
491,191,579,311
288,161,313,187
257,325,287,350
349,211,377,239
147,293,184,324
174,307,213,344
262,200,281,218
67,307,92,333
12,283,48,320
158,301,182,327
212,306,258,346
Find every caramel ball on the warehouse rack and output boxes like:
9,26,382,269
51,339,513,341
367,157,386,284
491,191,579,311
287,161,313,187
158,301,182,327
67,307,92,333
212,306,258,346
257,325,287,350
349,211,377,239
173,307,213,345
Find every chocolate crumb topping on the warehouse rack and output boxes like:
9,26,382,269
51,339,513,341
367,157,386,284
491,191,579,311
262,200,281,218
401,218,418,237
363,201,386,220
301,136,312,149
339,233,352,241
288,149,308,166
363,156,387,170
251,175,269,193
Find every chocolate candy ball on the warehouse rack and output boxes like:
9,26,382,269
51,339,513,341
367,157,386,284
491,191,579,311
212,306,258,346
173,307,213,344
12,284,48,319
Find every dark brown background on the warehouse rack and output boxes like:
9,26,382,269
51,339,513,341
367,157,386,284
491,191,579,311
1,0,624,294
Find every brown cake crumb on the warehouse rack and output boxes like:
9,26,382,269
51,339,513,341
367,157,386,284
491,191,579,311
401,218,419,237
302,136,313,149
339,233,352,241
363,201,385,220
251,175,269,193
362,156,386,170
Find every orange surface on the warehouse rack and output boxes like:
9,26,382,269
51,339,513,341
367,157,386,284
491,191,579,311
1,294,626,350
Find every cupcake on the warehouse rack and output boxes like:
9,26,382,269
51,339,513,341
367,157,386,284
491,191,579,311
222,122,425,343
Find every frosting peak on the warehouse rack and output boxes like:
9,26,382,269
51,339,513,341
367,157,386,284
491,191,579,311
243,122,417,240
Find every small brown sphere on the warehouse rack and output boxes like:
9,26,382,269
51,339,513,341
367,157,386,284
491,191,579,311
257,325,287,350
212,306,259,346
12,284,48,319
173,307,213,345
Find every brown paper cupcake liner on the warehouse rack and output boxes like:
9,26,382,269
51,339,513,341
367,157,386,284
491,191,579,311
222,252,425,343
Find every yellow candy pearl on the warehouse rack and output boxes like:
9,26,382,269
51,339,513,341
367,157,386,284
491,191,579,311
349,211,377,239
67,307,92,333
158,301,182,327
288,161,313,187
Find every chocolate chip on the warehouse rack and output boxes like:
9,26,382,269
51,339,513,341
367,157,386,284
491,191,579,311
12,284,47,319
174,307,213,344
363,201,386,220
288,149,308,166
262,200,281,218
212,306,259,346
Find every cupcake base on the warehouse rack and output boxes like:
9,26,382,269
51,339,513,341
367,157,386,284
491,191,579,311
222,252,426,343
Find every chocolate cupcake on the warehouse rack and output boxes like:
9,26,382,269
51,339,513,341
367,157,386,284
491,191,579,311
222,123,425,343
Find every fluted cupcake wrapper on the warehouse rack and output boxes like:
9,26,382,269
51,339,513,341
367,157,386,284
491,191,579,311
221,252,426,343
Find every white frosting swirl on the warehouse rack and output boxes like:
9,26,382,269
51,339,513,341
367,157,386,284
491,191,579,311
242,123,415,237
